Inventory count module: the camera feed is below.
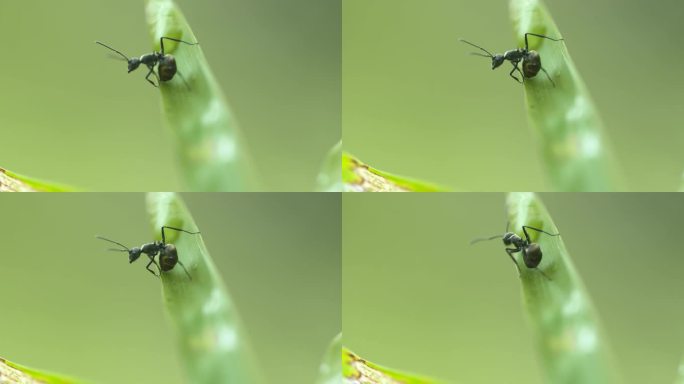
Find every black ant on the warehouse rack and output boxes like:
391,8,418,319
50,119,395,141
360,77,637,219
471,223,560,279
95,36,199,88
459,33,564,87
96,226,200,280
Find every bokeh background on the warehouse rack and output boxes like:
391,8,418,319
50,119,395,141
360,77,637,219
343,193,684,383
343,0,684,191
0,193,340,384
0,0,340,191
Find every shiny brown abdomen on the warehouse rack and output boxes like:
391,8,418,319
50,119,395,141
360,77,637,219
158,55,177,82
522,51,541,78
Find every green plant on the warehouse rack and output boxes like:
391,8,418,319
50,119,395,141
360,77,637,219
342,153,448,192
342,347,444,383
343,0,639,192
316,141,343,192
341,193,641,383
0,357,83,384
145,0,259,191
145,192,264,383
1,193,339,383
675,358,684,384
509,0,623,191
0,167,74,192
315,333,342,384
505,192,621,383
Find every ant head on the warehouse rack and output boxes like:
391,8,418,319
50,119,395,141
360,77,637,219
492,55,505,70
127,58,141,73
128,247,142,263
502,232,515,245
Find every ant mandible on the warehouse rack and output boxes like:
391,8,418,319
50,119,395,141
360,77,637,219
471,223,560,279
96,36,199,88
96,226,200,280
459,33,564,87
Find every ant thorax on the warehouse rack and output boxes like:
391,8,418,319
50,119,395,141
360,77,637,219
140,53,159,67
502,232,521,246
503,49,525,61
141,241,162,256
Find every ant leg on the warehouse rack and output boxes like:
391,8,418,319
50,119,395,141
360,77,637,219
160,226,201,244
160,36,199,55
535,267,551,280
508,62,524,84
176,70,191,91
539,67,556,87
145,257,161,277
524,33,564,51
177,260,193,280
522,225,560,244
505,247,523,275
145,69,159,87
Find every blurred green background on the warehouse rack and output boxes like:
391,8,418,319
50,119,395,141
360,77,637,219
343,193,684,383
0,193,340,384
343,0,684,191
0,0,340,191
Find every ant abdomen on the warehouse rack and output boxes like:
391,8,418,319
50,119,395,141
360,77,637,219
158,55,177,82
159,244,179,272
522,51,542,78
523,243,542,268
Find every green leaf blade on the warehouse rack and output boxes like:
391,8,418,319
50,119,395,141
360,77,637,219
145,192,263,384
0,167,76,192
510,0,624,191
507,192,621,384
315,333,342,384
342,153,450,192
145,0,259,191
316,141,343,192
675,357,684,384
0,357,84,384
343,347,445,384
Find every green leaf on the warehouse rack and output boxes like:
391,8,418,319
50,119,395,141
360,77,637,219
145,192,264,384
145,0,259,191
506,192,621,384
675,357,684,384
343,347,445,384
316,141,343,192
342,153,449,192
509,0,624,191
315,333,342,384
0,167,75,192
0,356,84,384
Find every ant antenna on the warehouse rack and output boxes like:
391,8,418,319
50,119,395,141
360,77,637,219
458,39,494,58
95,41,130,61
470,234,503,245
96,236,130,251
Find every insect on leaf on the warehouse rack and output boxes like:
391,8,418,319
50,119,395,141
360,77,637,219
509,0,624,191
145,0,260,191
